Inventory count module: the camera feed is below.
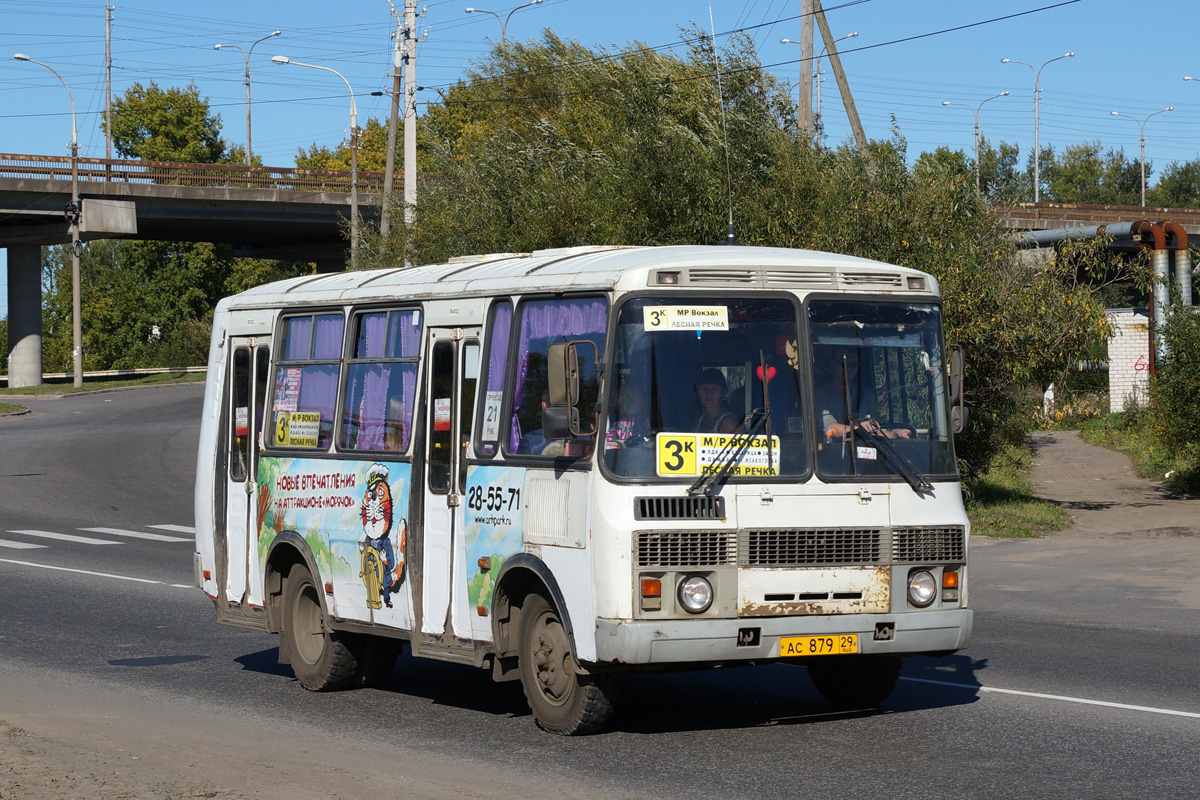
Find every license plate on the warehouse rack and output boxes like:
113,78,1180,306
779,634,859,657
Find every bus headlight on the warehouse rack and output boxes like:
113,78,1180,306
908,569,937,608
678,575,714,614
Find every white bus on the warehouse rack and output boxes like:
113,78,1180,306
194,245,971,735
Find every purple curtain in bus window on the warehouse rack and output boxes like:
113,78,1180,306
509,298,607,452
283,316,312,360
356,313,387,358
312,314,344,360
386,310,422,357
487,303,512,395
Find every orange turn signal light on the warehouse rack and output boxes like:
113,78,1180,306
941,571,959,589
641,578,662,598
202,569,211,580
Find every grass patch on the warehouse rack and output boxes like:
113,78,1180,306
0,371,206,396
1080,410,1200,493
965,441,1071,538
0,402,26,414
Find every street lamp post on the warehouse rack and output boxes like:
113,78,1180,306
1109,107,1172,207
464,0,542,45
941,91,1009,192
214,30,282,168
780,31,858,145
1002,52,1075,203
15,53,82,388
271,56,359,266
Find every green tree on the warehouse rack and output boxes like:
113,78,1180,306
106,82,227,163
0,317,7,375
1039,142,1142,205
1147,158,1200,208
295,117,391,172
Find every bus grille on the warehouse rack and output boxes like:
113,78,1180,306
635,530,737,567
634,496,726,521
742,528,884,567
892,526,966,562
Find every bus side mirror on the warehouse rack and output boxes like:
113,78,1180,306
547,343,579,408
948,345,966,435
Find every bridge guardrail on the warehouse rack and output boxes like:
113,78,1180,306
0,153,387,194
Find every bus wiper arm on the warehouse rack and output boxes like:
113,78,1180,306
857,422,933,494
687,408,769,497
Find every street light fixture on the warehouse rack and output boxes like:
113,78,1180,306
1109,107,1173,207
941,91,1010,192
271,55,359,266
780,31,858,145
14,53,83,388
1002,51,1075,203
464,0,542,45
214,30,281,168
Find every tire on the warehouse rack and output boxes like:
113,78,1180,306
350,635,401,689
518,592,616,735
282,563,357,691
807,655,902,709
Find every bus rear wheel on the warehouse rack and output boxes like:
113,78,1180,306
518,592,615,735
283,563,357,691
807,655,901,709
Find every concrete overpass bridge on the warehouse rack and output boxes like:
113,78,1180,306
1,152,388,386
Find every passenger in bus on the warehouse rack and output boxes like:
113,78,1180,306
816,348,913,440
694,368,739,434
606,385,651,448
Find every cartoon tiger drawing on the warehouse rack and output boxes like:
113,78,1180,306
359,463,406,610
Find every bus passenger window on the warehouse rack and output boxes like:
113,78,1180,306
339,309,421,453
269,312,344,450
506,296,607,459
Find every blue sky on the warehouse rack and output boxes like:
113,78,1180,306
3,0,1197,314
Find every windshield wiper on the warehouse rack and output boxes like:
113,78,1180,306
854,421,934,494
687,407,770,497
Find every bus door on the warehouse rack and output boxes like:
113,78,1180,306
419,328,480,637
222,337,270,610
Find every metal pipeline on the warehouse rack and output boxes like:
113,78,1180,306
1139,222,1169,353
1011,221,1145,249
1161,221,1192,307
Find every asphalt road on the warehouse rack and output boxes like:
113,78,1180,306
1,385,1198,799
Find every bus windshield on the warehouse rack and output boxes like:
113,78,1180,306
603,296,808,479
808,299,956,480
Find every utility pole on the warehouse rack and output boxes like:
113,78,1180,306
382,1,403,236
798,0,814,138
813,0,871,163
403,0,419,226
105,1,113,162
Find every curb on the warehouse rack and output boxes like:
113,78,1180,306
0,406,31,418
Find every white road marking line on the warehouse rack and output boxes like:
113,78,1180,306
79,527,191,543
901,676,1200,719
8,529,122,545
148,524,195,534
0,558,188,587
0,540,48,550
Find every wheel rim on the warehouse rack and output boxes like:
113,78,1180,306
529,608,574,707
291,581,325,666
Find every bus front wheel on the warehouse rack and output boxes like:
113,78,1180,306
518,592,615,735
282,563,357,691
807,655,901,709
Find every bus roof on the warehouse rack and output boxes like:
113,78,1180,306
225,245,936,309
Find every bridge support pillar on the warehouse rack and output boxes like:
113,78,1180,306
6,245,43,388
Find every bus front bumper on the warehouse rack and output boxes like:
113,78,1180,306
592,608,972,665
